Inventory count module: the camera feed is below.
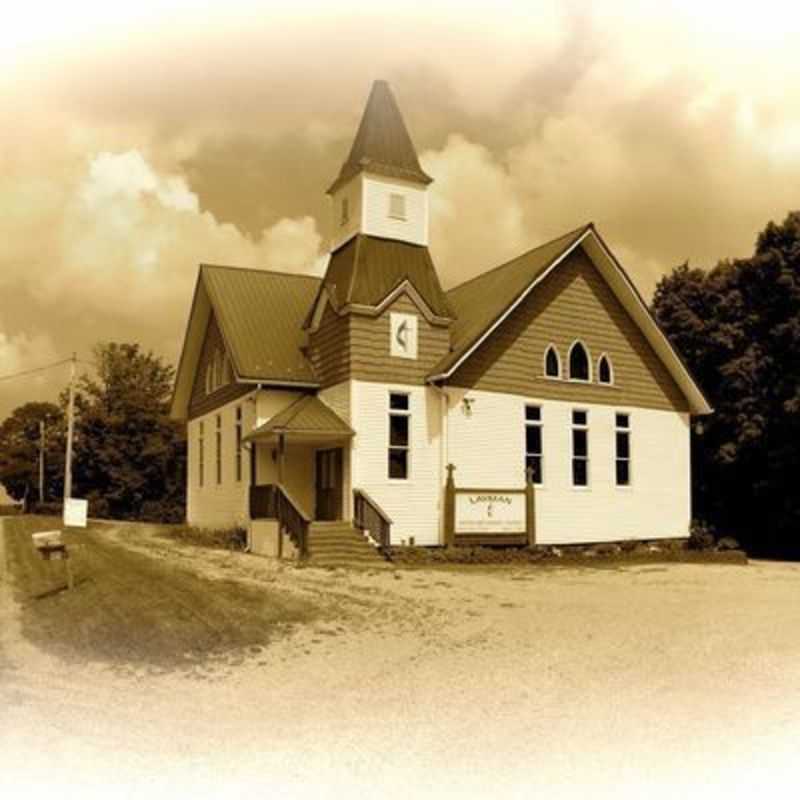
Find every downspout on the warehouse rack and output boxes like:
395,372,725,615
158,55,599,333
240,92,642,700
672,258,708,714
430,381,449,546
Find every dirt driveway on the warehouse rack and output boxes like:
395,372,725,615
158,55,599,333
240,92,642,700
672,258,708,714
2,516,800,799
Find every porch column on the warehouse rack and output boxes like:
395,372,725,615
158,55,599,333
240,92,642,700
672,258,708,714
277,433,286,484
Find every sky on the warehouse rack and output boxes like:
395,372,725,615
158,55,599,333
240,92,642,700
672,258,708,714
2,0,800,422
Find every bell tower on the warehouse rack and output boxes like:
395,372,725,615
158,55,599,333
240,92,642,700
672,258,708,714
327,80,433,252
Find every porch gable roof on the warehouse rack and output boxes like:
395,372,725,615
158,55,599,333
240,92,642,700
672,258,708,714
244,395,354,440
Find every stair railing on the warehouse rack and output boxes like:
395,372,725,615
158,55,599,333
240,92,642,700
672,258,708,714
353,488,392,553
249,483,310,558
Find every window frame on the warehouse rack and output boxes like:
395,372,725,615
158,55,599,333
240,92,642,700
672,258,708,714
235,405,243,483
615,412,632,488
387,391,411,481
524,404,544,486
215,413,222,485
198,421,205,488
568,340,592,383
543,344,561,380
571,408,590,488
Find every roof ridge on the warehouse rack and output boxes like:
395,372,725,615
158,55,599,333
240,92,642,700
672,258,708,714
200,263,322,281
446,223,592,295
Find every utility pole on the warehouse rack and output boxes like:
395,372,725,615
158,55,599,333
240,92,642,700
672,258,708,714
39,419,46,504
64,353,77,501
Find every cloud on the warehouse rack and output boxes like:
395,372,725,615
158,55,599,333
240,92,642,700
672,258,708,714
0,148,323,418
421,135,528,287
2,2,800,421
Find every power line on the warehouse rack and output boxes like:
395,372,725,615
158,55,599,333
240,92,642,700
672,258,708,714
0,358,73,383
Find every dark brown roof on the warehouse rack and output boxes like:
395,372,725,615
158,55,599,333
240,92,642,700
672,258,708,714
327,81,432,194
244,395,354,439
201,265,320,384
308,234,454,323
429,224,591,378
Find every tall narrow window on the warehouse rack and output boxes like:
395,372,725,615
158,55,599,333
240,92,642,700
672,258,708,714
525,405,543,484
544,345,561,378
198,421,205,487
235,406,243,483
598,354,613,385
341,197,349,226
571,409,589,487
215,414,222,485
569,341,590,381
388,192,406,220
388,392,410,480
615,413,631,486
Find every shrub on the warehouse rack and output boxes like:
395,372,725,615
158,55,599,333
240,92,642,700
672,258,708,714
159,525,248,551
688,519,716,551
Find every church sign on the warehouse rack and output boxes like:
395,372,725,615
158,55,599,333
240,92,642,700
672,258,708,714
455,491,526,534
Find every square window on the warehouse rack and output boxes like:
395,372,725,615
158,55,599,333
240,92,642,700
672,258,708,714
525,454,543,484
390,392,410,411
525,405,541,422
389,414,409,447
616,459,630,486
573,428,588,457
616,413,630,429
572,459,588,486
572,410,587,426
388,449,408,479
526,425,542,454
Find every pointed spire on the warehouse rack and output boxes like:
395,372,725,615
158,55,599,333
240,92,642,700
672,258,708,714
327,80,432,194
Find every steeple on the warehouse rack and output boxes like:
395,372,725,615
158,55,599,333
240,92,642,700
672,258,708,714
327,80,432,195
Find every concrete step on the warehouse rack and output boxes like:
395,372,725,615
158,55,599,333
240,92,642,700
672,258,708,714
307,522,388,566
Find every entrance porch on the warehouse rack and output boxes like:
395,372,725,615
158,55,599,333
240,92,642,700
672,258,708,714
242,394,391,562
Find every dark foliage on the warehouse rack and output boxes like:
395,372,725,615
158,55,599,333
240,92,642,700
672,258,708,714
653,211,800,556
71,342,187,523
0,402,65,505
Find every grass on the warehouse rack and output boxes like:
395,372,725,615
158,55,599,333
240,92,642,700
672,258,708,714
1,516,318,670
156,524,248,551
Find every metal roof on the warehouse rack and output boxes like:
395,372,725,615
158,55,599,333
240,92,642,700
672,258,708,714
430,225,591,377
201,264,321,384
309,234,454,323
327,81,433,194
244,394,354,440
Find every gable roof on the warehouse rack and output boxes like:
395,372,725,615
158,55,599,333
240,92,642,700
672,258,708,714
244,394,354,440
171,265,321,419
327,80,432,195
306,234,454,326
429,223,712,415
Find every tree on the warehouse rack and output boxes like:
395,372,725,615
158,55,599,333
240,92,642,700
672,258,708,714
72,342,186,522
0,402,65,505
653,211,800,555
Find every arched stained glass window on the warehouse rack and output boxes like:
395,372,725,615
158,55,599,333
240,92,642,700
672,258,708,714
544,345,561,378
569,341,590,381
598,354,613,385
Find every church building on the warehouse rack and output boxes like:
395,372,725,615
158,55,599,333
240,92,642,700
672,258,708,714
170,81,711,561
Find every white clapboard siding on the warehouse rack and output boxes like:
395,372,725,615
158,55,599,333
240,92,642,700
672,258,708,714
361,175,428,246
187,392,256,529
350,380,442,545
445,387,691,544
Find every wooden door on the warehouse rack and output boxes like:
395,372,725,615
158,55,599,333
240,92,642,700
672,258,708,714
315,448,343,521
